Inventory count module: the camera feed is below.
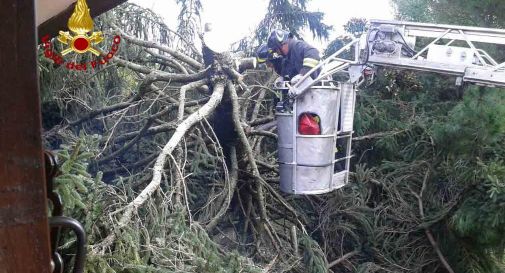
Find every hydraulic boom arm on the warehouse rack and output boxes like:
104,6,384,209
290,19,505,96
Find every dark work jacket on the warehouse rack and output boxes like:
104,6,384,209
282,39,321,80
269,57,284,76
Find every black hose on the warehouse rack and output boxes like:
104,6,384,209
395,30,417,56
360,28,379,65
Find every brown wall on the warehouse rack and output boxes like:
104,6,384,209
0,0,52,272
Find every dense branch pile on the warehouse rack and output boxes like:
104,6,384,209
40,3,505,273
41,3,316,272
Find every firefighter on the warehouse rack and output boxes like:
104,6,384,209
256,44,288,109
256,44,284,76
266,29,321,85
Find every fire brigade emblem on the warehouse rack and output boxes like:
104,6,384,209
57,0,103,56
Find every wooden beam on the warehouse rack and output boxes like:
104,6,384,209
0,0,52,272
37,0,127,42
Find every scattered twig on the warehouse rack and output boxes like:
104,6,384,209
411,170,455,273
327,250,360,269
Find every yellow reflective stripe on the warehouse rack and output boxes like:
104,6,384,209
303,58,319,67
257,57,266,63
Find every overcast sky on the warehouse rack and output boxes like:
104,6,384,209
130,0,395,51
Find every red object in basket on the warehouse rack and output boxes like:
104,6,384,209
298,113,321,135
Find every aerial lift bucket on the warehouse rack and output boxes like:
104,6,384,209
276,80,356,194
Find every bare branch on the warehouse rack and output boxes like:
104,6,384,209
227,81,268,222
248,130,277,139
206,145,238,231
115,27,203,70
178,79,208,120
328,250,360,269
352,129,406,141
91,81,226,255
97,119,154,164
413,170,455,273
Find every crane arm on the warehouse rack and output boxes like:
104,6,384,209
290,19,505,97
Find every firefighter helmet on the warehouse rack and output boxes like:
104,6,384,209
267,29,290,52
256,44,271,64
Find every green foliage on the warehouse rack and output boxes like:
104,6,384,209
176,0,202,45
343,18,368,37
452,160,505,247
348,55,505,273
351,79,505,272
256,0,332,41
323,18,366,59
391,0,434,23
235,0,332,51
189,222,261,273
323,35,354,59
323,11,505,270
299,235,328,273
433,87,505,158
440,89,505,270
392,0,505,28
54,134,103,214
50,134,115,273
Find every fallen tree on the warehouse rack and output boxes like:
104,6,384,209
40,3,505,273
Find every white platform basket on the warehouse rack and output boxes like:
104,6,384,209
276,81,356,194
